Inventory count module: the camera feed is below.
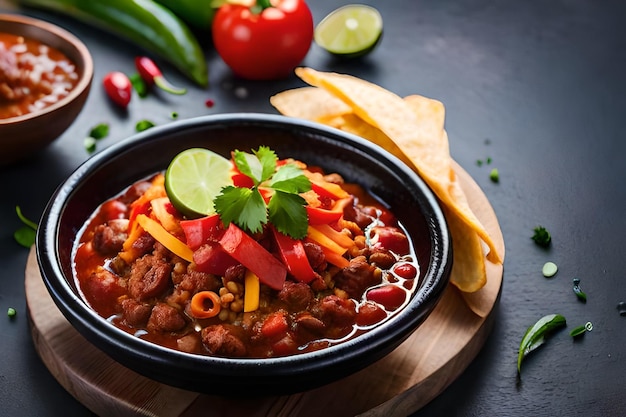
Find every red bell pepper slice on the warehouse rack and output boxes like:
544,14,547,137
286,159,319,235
218,223,287,290
270,226,316,283
180,214,224,250
231,172,254,188
192,242,239,276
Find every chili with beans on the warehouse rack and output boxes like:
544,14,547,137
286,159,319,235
72,162,421,359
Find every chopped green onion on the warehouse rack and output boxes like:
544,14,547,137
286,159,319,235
570,321,593,338
170,111,179,119
572,278,587,302
7,307,16,318
542,261,558,278
136,120,155,132
489,168,499,183
84,137,97,153
89,123,109,139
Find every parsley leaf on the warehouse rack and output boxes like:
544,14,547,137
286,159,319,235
215,147,311,239
532,225,551,248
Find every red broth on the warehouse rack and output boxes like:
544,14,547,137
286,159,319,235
72,166,421,359
0,33,79,119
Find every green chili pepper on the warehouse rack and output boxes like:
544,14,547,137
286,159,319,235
18,0,208,86
517,313,566,374
154,0,221,30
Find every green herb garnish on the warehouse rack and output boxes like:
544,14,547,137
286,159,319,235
7,307,16,318
89,123,110,139
170,111,179,119
136,120,155,132
570,321,593,338
84,123,110,153
130,73,148,98
214,147,311,239
517,313,566,375
84,137,97,153
532,225,551,247
14,206,37,247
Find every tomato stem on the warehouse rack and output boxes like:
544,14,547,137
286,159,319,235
252,0,273,13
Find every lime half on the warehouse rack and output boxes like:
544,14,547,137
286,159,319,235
165,148,233,218
314,4,383,58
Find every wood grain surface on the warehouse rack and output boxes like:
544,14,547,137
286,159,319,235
25,163,504,417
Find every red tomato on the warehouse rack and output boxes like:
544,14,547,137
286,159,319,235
212,0,314,80
102,71,132,108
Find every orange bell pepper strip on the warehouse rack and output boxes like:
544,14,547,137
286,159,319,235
136,214,194,262
244,270,261,312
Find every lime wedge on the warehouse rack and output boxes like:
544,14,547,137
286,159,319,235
314,4,383,58
165,148,233,218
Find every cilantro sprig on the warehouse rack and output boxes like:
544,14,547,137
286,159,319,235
214,147,311,239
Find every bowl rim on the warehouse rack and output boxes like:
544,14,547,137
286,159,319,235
37,113,452,390
0,13,94,125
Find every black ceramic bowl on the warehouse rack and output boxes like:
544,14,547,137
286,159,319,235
37,113,451,395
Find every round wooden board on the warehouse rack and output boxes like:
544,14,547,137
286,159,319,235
25,162,504,417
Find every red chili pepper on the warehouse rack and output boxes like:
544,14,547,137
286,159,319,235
103,71,132,108
218,223,287,290
135,56,187,95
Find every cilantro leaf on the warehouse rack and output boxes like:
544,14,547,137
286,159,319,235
216,147,312,239
255,146,278,182
233,150,263,184
214,186,267,233
271,164,311,194
268,191,309,239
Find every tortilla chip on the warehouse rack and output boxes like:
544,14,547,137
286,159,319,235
270,87,352,122
443,205,487,292
326,115,490,293
294,67,501,267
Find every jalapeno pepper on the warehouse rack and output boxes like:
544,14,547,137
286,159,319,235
18,0,208,86
154,0,217,30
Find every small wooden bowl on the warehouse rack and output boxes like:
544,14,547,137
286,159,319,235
0,14,93,166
